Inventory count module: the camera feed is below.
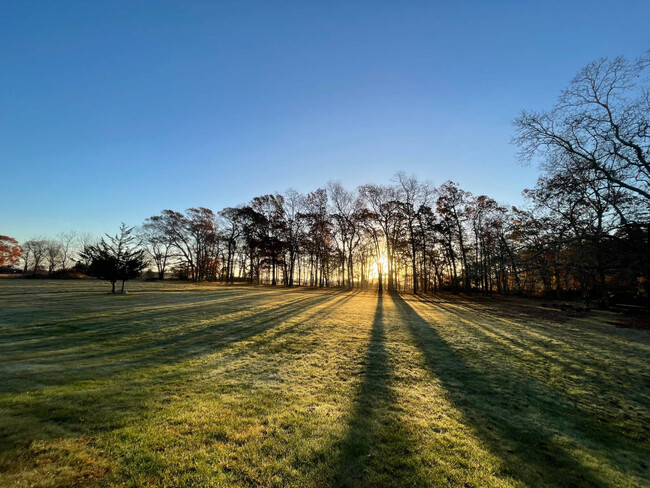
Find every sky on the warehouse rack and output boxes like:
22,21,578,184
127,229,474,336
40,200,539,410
1,1,649,242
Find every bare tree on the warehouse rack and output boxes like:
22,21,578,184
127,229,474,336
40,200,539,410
359,184,405,291
75,233,98,269
45,239,63,275
56,231,78,270
515,51,650,212
394,172,432,294
21,241,32,274
146,208,219,282
219,207,244,283
301,189,332,288
140,219,174,280
328,181,363,288
22,238,48,275
436,182,472,293
283,188,306,286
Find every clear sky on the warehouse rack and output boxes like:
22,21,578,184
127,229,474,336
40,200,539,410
2,1,649,242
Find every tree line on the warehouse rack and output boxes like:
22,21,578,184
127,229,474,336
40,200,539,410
3,51,648,304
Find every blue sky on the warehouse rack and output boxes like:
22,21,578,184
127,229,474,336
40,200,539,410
1,1,648,242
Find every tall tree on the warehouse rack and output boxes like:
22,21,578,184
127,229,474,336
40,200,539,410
140,217,174,280
45,239,63,276
395,172,432,294
524,166,624,305
282,189,306,286
328,181,363,288
252,194,287,286
56,231,78,270
22,238,48,275
515,51,650,212
237,206,267,284
148,208,219,281
302,189,332,287
359,184,404,291
185,207,220,282
436,182,472,293
219,207,244,283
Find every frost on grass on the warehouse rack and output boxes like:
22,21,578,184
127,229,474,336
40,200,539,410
0,280,648,487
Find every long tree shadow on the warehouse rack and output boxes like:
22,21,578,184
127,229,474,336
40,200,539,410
332,292,427,487
414,296,609,384
391,293,648,488
412,294,650,442
0,287,286,346
415,294,650,352
0,290,347,394
228,290,363,360
0,290,358,467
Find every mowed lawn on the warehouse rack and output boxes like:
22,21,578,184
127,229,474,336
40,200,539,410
0,281,649,488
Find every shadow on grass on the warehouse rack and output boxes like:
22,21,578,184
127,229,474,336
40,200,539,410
332,292,427,488
0,289,356,466
0,287,276,343
413,294,650,435
0,290,344,394
392,293,648,487
413,296,606,383
224,290,362,361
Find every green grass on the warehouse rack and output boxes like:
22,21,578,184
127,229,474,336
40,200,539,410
0,280,648,487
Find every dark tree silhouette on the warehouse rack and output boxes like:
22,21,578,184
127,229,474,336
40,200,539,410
140,217,174,280
515,52,650,211
79,223,147,293
515,50,650,303
252,194,287,286
21,239,48,275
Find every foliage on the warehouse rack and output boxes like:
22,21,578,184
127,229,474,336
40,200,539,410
78,223,147,293
0,235,22,268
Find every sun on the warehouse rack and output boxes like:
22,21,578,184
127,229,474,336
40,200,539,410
369,254,389,279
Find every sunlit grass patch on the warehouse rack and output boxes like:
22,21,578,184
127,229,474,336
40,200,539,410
0,280,648,487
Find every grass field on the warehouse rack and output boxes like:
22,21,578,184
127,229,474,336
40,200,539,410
0,280,648,487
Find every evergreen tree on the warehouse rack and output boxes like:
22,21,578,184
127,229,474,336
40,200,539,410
79,223,147,293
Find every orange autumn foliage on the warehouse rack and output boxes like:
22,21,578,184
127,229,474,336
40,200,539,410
0,235,22,267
